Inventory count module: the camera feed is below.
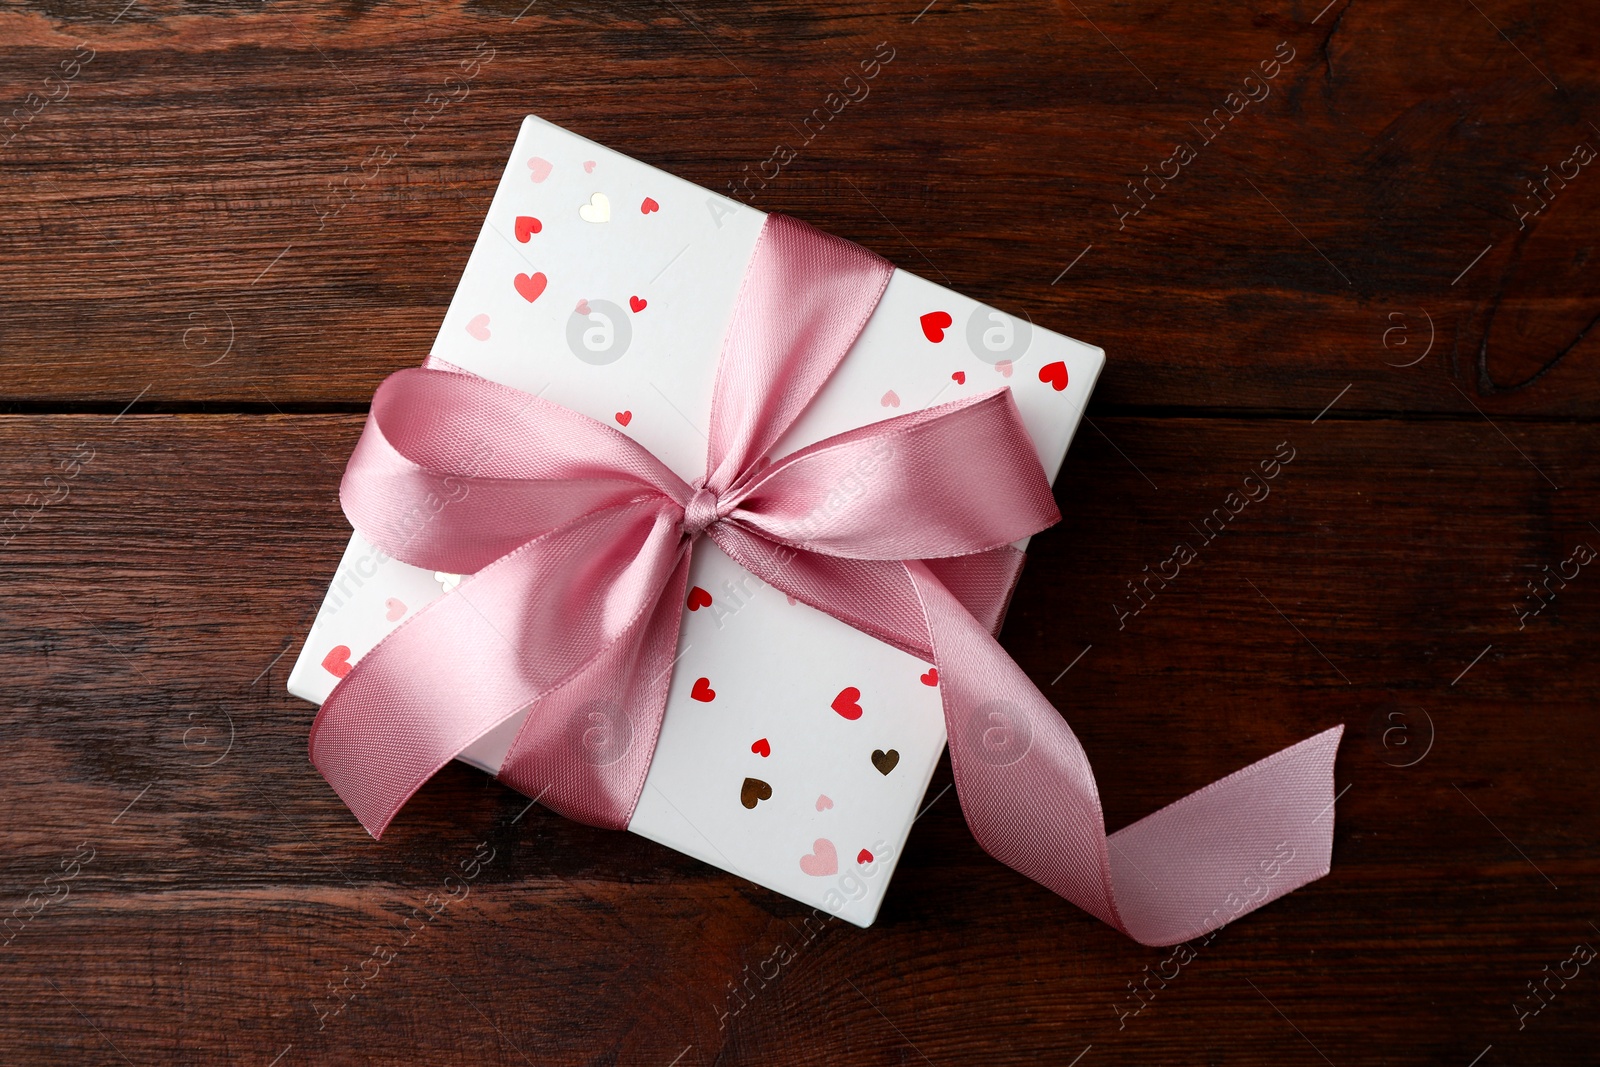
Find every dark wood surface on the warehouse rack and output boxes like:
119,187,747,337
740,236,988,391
3,1,1598,1064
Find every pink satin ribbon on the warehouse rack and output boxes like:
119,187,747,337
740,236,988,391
309,213,1342,946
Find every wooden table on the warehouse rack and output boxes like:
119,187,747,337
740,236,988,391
3,1,1597,1063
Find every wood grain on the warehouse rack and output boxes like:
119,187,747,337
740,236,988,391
1,0,1598,1063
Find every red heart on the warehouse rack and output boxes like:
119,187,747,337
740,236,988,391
830,686,863,720
920,667,938,687
614,410,632,427
513,271,547,303
857,849,874,865
751,738,771,758
686,586,713,611
513,215,542,242
691,677,716,702
1039,361,1069,391
629,295,647,313
951,371,966,384
920,310,953,343
321,645,353,679
641,197,660,214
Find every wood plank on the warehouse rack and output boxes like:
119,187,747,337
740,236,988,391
2,410,1595,1063
0,1,1597,413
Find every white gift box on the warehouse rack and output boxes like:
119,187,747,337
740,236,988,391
289,114,1104,926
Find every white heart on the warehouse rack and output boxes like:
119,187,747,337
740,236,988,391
578,192,611,224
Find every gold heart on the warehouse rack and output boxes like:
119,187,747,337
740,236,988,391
871,749,900,776
578,192,611,224
740,777,772,809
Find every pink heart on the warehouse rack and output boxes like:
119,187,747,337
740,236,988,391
574,298,591,316
583,160,596,173
384,598,406,622
799,838,838,877
815,794,833,811
880,390,900,408
996,360,1013,378
526,156,553,182
465,313,491,341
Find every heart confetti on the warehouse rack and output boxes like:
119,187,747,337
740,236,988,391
815,794,833,811
996,359,1014,377
513,215,542,242
691,676,715,702
384,598,406,622
831,687,863,721
740,777,772,809
751,738,771,758
629,295,647,313
321,646,353,679
641,196,660,214
465,313,491,341
952,371,966,384
583,160,596,173
1039,360,1069,391
880,390,900,408
857,849,874,865
526,156,553,182
578,192,610,223
871,748,900,776
920,667,939,687
614,410,632,427
513,272,547,303
686,586,713,611
799,838,838,876
920,310,953,343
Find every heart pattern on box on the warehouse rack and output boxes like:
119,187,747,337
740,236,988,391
880,390,900,408
857,848,874,865
526,156,553,182
920,310,952,343
871,749,900,776
799,838,837,876
514,272,547,303
514,215,542,242
920,667,938,687
614,410,632,427
686,586,713,611
641,196,659,214
1039,360,1069,391
579,192,610,223
691,676,716,702
384,598,407,622
465,313,491,341
322,646,353,679
831,687,863,720
629,295,647,313
815,794,833,811
751,738,771,758
951,371,965,384
741,777,772,809
583,159,596,173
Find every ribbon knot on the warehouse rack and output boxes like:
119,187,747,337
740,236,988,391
309,212,1342,946
680,482,722,540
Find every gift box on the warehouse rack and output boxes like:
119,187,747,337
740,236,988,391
289,115,1103,926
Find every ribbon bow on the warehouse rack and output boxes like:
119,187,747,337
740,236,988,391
310,214,1341,946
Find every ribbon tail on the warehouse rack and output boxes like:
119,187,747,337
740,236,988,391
907,562,1342,947
498,550,692,830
